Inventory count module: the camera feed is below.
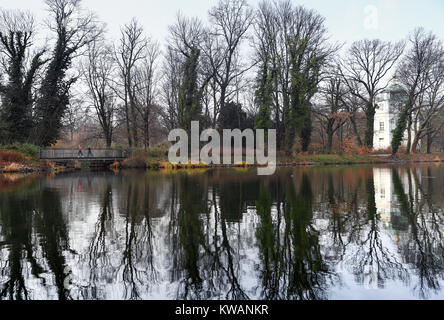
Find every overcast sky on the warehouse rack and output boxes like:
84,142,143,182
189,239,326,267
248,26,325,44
1,0,443,46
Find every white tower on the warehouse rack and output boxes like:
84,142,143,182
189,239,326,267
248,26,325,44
373,78,411,151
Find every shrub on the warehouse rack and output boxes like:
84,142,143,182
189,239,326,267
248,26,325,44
148,146,169,158
0,150,26,163
1,143,40,159
121,155,147,169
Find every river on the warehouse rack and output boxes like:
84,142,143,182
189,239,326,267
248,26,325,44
0,165,443,300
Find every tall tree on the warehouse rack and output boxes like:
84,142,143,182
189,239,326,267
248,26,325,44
339,39,404,149
114,18,148,147
160,46,181,131
253,1,278,136
32,0,102,146
83,41,115,148
392,29,442,154
0,10,47,143
168,14,214,134
280,5,337,153
410,56,444,153
254,60,274,133
207,0,254,127
314,75,351,153
177,47,202,133
132,40,161,149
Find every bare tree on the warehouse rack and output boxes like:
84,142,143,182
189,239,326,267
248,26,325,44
207,0,254,127
160,46,181,131
132,39,161,149
62,97,88,144
393,28,442,154
314,74,351,153
410,50,444,153
339,39,405,148
83,40,116,148
114,18,147,147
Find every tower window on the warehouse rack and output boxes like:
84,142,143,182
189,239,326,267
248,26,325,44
380,122,385,131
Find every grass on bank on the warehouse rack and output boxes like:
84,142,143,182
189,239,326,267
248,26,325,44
289,154,383,164
119,146,444,170
118,149,384,170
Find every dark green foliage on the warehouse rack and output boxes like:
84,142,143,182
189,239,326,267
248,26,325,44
219,101,251,130
177,47,202,134
254,61,274,135
283,37,321,153
300,110,313,152
32,35,76,146
0,30,47,144
391,104,409,154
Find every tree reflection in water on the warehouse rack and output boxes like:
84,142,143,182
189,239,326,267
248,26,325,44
0,180,71,300
0,166,444,300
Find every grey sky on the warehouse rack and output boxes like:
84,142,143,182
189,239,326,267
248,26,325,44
1,0,443,45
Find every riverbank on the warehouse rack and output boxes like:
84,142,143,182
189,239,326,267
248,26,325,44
119,152,444,170
2,146,444,174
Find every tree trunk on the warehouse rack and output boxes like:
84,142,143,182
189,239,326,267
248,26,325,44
144,116,150,150
364,102,376,148
405,115,412,154
106,132,112,149
350,115,363,147
124,97,133,147
327,119,334,154
130,102,138,147
426,121,433,154
411,132,421,154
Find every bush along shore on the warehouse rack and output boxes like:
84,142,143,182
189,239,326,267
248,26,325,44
0,144,62,173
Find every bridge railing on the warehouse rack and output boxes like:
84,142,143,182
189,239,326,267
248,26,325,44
40,149,127,159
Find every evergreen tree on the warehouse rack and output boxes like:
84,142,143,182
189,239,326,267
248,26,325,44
391,104,409,154
177,47,202,134
33,43,74,146
284,38,321,153
218,101,248,130
254,61,273,137
0,13,46,143
32,0,101,146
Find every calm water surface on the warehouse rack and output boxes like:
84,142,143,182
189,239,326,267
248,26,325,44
0,165,444,300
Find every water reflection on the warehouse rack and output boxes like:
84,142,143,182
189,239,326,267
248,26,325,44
0,166,444,300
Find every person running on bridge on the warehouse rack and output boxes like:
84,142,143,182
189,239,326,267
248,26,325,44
87,147,93,158
78,145,83,158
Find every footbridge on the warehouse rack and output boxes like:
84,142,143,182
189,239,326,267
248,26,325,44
40,149,129,168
